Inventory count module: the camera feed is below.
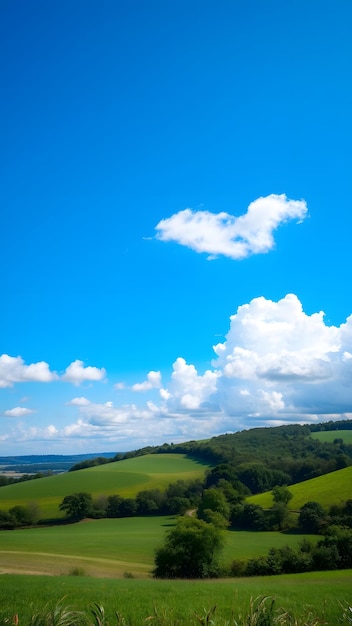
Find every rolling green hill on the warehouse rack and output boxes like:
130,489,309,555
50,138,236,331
246,465,352,510
0,453,210,519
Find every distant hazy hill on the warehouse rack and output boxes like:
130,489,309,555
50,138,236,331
0,453,117,474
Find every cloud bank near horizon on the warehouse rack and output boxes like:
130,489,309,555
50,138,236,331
2,294,352,450
155,194,308,260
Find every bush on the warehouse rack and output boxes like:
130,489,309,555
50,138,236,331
153,517,224,579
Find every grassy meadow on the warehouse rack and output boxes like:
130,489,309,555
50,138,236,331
247,465,352,511
310,428,352,444
0,571,351,625
0,515,319,578
0,453,209,519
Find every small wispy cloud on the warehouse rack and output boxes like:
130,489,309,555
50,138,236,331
4,407,34,417
155,194,308,260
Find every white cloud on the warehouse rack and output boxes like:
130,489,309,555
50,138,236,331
0,354,57,388
67,397,91,406
131,370,162,392
155,194,308,260
164,357,220,411
62,360,106,386
213,294,340,382
212,294,352,422
4,294,352,452
3,407,34,417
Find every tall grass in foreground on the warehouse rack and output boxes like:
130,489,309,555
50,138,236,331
0,596,351,625
0,572,351,624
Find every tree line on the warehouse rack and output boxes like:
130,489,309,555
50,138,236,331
69,422,352,489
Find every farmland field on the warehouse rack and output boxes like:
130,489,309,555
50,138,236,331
247,465,352,510
0,571,351,625
0,453,210,519
0,515,319,578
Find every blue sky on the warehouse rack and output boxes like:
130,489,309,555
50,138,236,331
1,0,352,454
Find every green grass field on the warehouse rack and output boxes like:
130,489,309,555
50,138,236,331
310,429,352,444
0,454,210,519
0,515,319,578
0,571,351,624
247,465,352,510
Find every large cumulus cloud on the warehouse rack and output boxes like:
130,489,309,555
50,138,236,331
3,294,352,450
155,194,308,260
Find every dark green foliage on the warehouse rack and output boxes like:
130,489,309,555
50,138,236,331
197,488,230,522
59,492,93,520
299,501,326,533
329,499,352,529
0,509,17,529
119,498,137,517
106,494,124,518
271,485,293,505
205,463,239,487
153,516,224,578
136,489,165,514
269,502,290,531
238,528,352,577
106,495,138,518
236,463,290,494
9,503,39,526
69,456,111,472
232,503,269,530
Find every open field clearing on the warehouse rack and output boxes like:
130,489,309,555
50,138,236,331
0,454,210,519
0,571,351,624
0,516,319,578
310,429,352,444
247,465,352,510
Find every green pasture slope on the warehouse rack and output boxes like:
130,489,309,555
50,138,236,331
310,428,352,444
247,465,352,510
0,514,319,578
0,571,351,624
0,453,209,519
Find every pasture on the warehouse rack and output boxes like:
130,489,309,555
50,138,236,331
0,515,319,578
0,571,351,624
0,453,209,519
247,465,352,510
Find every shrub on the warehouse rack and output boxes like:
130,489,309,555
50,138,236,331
153,517,224,579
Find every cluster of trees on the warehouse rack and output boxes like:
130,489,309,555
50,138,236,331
0,471,54,488
152,493,352,579
0,503,40,529
231,526,352,577
57,478,204,522
153,518,352,580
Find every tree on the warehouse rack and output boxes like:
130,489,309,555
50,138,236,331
119,498,137,517
232,503,268,531
9,503,39,526
299,501,326,533
197,488,230,523
272,485,293,506
59,492,92,520
106,494,124,518
136,489,165,515
153,517,224,578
